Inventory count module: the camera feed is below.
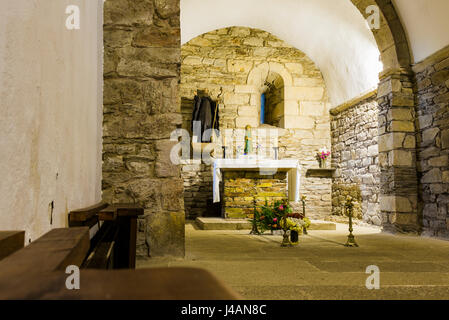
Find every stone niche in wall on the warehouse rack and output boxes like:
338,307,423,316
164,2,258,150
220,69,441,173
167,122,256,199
264,73,285,127
181,26,332,220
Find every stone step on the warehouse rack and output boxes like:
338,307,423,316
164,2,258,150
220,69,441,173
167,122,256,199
308,220,337,230
195,217,252,230
194,217,336,231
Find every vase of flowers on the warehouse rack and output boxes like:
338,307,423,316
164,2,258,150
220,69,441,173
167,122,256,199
317,147,331,168
290,230,299,243
284,212,311,245
252,200,312,246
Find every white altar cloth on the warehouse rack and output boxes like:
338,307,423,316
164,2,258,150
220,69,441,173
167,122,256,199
212,158,301,203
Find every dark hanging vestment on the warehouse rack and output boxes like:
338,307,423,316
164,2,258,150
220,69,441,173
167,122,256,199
192,95,219,142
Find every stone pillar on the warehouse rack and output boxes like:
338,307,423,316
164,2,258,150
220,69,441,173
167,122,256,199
103,0,184,257
377,68,420,233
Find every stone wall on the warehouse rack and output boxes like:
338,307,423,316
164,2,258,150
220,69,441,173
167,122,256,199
414,45,449,237
330,91,381,225
103,0,184,258
376,69,419,233
181,159,217,219
181,27,332,220
223,171,288,219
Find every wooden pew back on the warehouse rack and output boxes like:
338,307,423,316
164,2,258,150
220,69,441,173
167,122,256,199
69,202,143,269
0,231,25,261
0,227,89,279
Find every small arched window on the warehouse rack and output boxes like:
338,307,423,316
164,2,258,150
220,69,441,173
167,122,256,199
261,72,284,127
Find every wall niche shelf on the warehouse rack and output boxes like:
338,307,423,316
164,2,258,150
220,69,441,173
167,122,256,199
306,168,336,178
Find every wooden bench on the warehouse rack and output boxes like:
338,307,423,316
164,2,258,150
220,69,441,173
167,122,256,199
0,231,25,261
69,202,143,269
0,227,240,300
0,227,89,281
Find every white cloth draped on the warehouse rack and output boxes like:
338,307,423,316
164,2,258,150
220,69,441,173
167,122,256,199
212,158,301,203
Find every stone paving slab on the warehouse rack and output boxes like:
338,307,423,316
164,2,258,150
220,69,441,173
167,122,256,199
232,285,449,300
137,223,449,299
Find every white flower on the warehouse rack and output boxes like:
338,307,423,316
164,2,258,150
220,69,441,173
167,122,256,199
319,146,329,154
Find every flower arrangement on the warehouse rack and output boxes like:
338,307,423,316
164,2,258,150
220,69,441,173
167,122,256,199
317,146,331,168
318,147,331,160
252,200,310,235
284,213,311,234
289,217,311,232
279,217,302,233
252,200,291,233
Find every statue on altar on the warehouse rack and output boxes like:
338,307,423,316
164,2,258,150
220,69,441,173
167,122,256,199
244,125,253,155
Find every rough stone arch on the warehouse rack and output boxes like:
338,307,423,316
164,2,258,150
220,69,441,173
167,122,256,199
247,62,292,88
351,0,420,233
351,0,412,71
247,62,292,128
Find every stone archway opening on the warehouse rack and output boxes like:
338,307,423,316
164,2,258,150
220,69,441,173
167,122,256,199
102,0,420,259
176,0,421,235
180,26,332,222
246,62,294,129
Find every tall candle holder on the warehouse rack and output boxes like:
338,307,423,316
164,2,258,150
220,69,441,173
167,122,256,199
250,206,261,235
344,196,359,247
301,195,308,235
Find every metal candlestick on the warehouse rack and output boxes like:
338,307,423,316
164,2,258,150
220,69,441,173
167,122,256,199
301,195,308,235
344,197,359,247
250,206,261,235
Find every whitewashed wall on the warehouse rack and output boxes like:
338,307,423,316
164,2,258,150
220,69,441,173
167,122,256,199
0,0,103,243
393,0,449,63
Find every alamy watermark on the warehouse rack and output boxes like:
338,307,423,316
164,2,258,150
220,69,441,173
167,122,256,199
65,5,80,30
365,265,380,290
169,124,280,167
63,3,379,31
366,5,380,30
65,265,80,290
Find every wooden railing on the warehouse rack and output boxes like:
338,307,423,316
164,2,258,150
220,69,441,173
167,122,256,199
0,231,25,260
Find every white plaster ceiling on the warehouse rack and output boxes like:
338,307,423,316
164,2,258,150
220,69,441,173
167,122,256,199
181,0,383,107
181,0,449,106
393,0,449,63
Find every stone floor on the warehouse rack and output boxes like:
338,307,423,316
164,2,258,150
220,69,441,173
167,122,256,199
137,221,449,300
